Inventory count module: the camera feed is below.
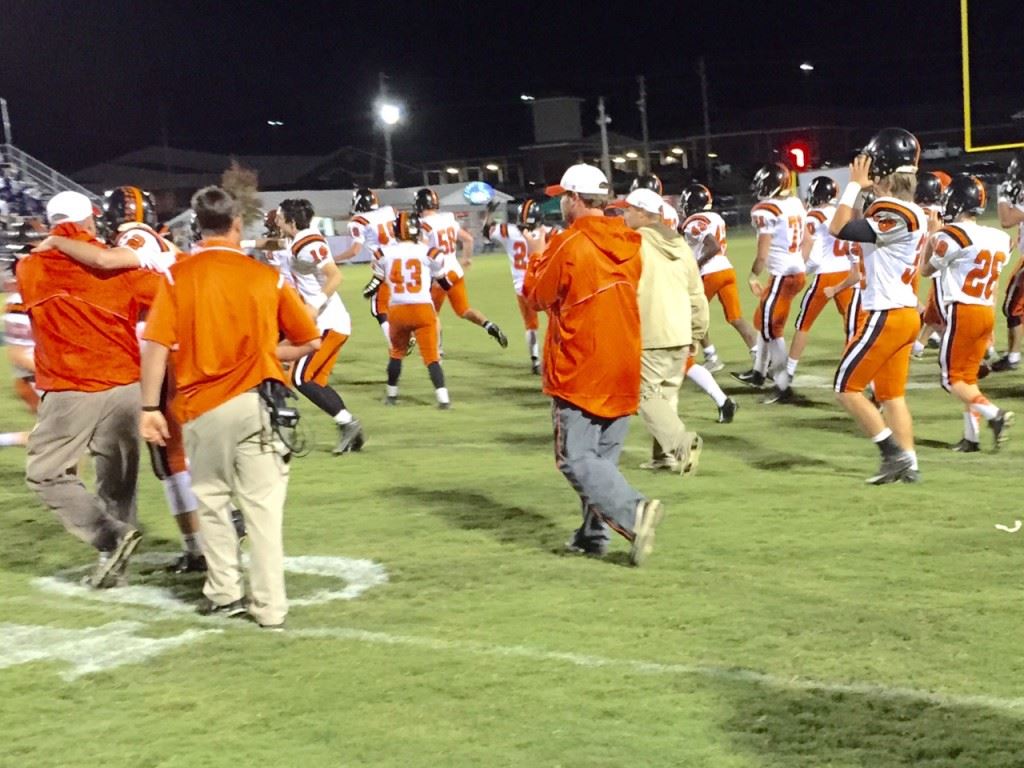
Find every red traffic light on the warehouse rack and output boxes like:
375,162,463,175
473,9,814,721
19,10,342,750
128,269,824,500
784,140,812,171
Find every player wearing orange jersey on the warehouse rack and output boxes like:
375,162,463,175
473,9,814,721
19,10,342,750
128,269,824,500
370,211,450,408
921,174,1013,451
830,128,926,484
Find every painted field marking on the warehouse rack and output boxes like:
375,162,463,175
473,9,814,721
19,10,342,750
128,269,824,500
793,373,939,391
0,621,222,681
290,626,1024,715
995,520,1022,533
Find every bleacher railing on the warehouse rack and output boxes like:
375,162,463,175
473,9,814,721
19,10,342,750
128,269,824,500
1,143,100,203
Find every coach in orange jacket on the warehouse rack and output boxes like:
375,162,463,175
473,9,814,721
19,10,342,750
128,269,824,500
523,164,665,566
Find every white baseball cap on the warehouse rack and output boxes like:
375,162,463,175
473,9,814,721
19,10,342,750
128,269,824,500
545,163,611,197
46,191,94,224
608,187,665,215
661,202,680,227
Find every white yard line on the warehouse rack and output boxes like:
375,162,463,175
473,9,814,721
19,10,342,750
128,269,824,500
290,626,1024,714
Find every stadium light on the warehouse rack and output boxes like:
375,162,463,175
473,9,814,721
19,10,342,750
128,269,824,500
520,94,535,102
485,163,499,171
446,167,460,175
670,147,684,155
707,152,719,159
266,120,284,126
612,156,627,164
378,103,401,126
625,151,638,159
799,62,815,72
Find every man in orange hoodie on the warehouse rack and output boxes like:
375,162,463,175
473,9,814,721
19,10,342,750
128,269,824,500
523,164,664,566
18,191,162,588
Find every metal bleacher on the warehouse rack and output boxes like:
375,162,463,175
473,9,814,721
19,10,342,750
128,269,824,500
1,143,100,204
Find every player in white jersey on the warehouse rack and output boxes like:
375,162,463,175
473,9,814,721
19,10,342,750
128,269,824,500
412,188,508,352
911,171,951,359
32,185,217,571
829,128,926,484
483,199,544,372
369,211,450,407
991,153,1024,372
920,174,1013,451
335,188,396,342
276,199,364,455
765,176,857,402
679,184,758,375
732,163,807,388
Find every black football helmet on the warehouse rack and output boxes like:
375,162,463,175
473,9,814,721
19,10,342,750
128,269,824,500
914,172,945,207
1006,152,1024,185
806,176,838,207
679,184,713,216
860,189,877,214
750,163,791,200
517,199,543,230
413,187,440,213
102,185,157,232
630,174,664,195
861,128,920,179
394,210,422,242
942,174,987,221
351,188,380,214
189,211,202,244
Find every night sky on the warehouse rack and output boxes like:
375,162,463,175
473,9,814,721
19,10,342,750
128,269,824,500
0,1,1017,174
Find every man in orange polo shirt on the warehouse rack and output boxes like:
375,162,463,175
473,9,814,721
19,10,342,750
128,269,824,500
18,191,162,588
140,186,320,629
523,164,664,566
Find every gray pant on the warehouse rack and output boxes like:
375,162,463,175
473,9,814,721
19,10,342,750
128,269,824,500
639,347,688,461
26,384,140,552
552,398,645,551
185,392,290,626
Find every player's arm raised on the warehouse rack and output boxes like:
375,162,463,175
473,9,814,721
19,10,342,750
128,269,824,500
830,155,876,242
33,236,141,270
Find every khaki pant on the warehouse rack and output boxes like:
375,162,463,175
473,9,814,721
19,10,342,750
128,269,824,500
639,347,688,460
26,384,140,552
184,392,290,626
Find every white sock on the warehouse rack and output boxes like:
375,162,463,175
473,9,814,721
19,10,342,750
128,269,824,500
704,344,718,360
386,384,399,398
182,531,203,555
872,428,893,443
526,330,538,359
380,321,391,342
963,411,980,442
774,370,792,391
969,399,1000,421
929,331,941,343
986,345,997,359
907,450,918,470
333,408,354,425
163,472,199,517
767,337,787,376
0,432,26,447
785,357,798,376
436,387,450,405
912,341,925,355
687,364,728,406
753,338,768,374
1010,351,1021,364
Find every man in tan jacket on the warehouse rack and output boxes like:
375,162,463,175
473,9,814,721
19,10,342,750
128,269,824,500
621,188,711,474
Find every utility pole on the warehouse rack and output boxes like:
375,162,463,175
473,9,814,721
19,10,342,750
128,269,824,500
698,58,712,175
596,97,612,182
1,98,12,147
379,72,395,187
636,75,649,175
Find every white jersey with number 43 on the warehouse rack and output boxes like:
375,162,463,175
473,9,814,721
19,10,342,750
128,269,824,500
931,221,1011,307
420,211,464,282
373,242,445,307
750,195,807,276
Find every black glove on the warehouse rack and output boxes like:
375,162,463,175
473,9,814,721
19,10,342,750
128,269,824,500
362,275,383,298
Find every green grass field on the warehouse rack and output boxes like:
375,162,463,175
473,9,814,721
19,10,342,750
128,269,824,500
2,227,1024,768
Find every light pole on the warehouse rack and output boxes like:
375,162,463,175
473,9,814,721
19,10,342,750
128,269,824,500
377,101,400,187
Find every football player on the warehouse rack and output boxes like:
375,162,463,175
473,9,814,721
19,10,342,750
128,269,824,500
33,186,208,571
921,174,1013,451
414,188,508,351
679,184,758,372
732,163,807,388
335,188,396,342
991,153,1024,371
829,128,926,484
369,211,450,407
483,199,543,373
911,171,951,359
764,176,856,403
276,199,364,455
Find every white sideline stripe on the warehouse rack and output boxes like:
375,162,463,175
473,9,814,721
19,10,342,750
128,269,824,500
290,626,1024,714
793,373,939,391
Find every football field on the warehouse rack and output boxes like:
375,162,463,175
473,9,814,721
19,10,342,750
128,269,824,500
2,229,1024,768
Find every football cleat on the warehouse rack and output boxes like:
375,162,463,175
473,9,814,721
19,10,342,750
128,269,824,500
563,535,606,558
865,452,914,485
486,323,509,348
899,469,921,484
704,356,725,373
989,355,1018,372
166,552,207,574
438,401,452,410
951,438,980,453
989,410,1014,449
531,360,541,375
761,386,794,405
731,369,766,388
717,398,738,424
629,499,665,567
333,419,365,455
384,395,399,406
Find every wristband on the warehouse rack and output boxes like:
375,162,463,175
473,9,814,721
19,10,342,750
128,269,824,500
838,182,862,209
141,406,161,412
240,239,256,249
